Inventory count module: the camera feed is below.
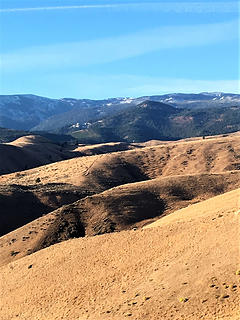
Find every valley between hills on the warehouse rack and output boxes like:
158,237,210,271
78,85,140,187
0,130,240,319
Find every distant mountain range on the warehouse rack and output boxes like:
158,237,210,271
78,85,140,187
71,101,240,143
0,92,239,132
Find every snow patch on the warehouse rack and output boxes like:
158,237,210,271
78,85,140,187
120,98,133,104
71,123,80,128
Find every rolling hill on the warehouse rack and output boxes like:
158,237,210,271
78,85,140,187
1,170,240,266
0,132,239,252
1,188,239,319
0,135,81,175
0,130,240,319
0,127,75,144
1,132,239,188
0,127,29,143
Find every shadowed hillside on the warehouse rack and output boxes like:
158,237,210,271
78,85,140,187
0,133,239,263
1,170,240,266
0,183,92,237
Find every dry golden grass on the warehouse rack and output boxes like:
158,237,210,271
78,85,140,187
0,135,81,175
1,133,239,187
0,133,240,264
0,188,239,320
0,133,240,319
75,141,136,156
1,170,240,267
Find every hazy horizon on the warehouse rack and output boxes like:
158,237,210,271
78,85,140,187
0,90,239,101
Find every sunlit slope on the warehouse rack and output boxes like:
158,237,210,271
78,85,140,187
1,134,239,188
1,188,239,320
1,171,240,267
0,135,79,175
0,133,239,256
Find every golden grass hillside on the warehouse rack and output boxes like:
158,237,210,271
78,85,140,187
1,171,240,267
1,133,239,188
0,135,81,175
0,133,239,256
75,141,137,156
1,188,239,320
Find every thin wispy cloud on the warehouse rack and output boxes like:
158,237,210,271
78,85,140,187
0,2,238,13
2,19,238,73
0,4,118,13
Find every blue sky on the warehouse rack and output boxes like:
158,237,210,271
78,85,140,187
0,0,239,99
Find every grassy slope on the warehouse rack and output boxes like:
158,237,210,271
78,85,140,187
1,188,239,320
0,133,239,265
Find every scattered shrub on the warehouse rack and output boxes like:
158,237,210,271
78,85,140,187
35,177,41,183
